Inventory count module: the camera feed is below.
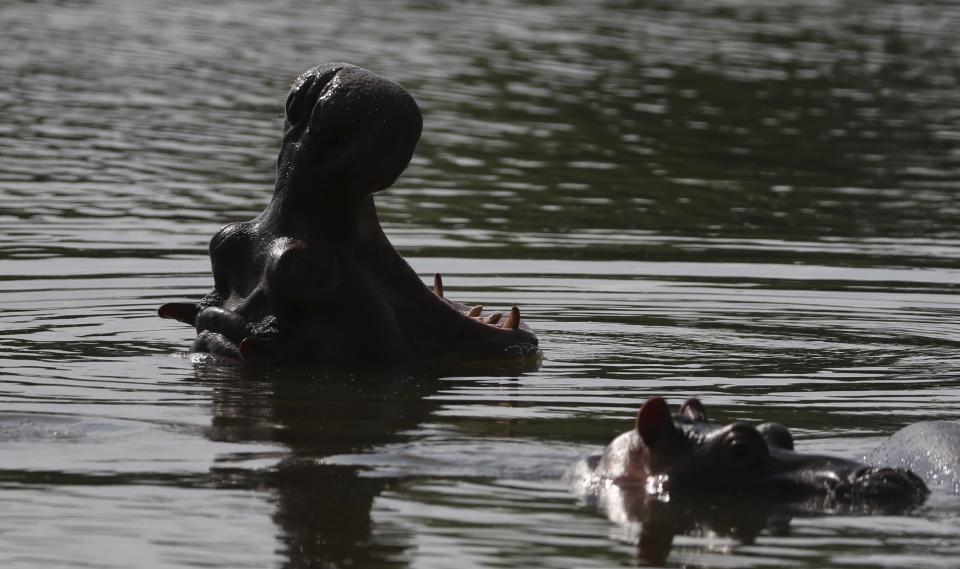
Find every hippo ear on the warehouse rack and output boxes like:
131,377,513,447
679,398,707,422
636,397,675,448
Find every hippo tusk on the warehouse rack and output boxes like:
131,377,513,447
504,306,520,330
239,336,280,364
433,273,444,298
467,305,483,317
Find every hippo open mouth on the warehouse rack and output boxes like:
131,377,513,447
158,63,538,365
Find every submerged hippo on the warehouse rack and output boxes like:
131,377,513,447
868,420,960,494
576,396,928,506
159,63,538,365
572,397,929,564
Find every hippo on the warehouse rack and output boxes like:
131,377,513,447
571,397,930,564
158,63,538,365
575,396,928,506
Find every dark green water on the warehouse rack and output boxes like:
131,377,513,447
3,0,960,566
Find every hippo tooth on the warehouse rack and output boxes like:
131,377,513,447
433,273,444,298
486,312,502,325
239,336,272,363
467,305,483,317
504,306,520,330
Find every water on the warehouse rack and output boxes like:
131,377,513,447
3,0,960,566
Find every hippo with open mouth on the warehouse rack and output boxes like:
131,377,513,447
575,397,929,508
159,63,538,365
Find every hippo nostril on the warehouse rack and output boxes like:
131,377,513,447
850,467,900,485
309,102,324,134
285,91,306,124
836,466,929,503
853,467,905,482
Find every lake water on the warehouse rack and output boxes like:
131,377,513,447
3,0,960,567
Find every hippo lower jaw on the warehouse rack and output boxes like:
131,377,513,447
180,277,539,365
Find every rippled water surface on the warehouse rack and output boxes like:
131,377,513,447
4,0,960,567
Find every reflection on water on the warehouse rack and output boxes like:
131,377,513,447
197,364,442,567
3,0,960,567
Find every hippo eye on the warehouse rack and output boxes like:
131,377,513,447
720,425,768,468
727,439,755,459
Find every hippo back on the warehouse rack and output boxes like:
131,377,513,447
867,421,960,494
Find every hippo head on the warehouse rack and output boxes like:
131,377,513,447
593,397,928,507
159,63,538,365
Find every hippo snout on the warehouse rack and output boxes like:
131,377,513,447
834,467,929,504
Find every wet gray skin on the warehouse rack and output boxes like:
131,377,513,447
158,63,538,365
588,397,929,506
868,420,960,494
